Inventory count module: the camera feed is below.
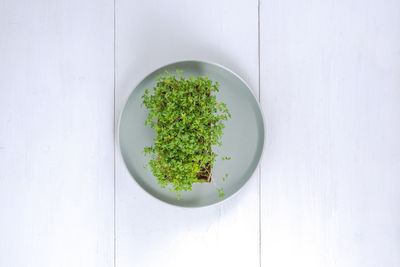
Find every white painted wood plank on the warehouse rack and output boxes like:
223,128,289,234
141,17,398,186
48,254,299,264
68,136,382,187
0,1,114,266
260,0,400,266
115,1,259,266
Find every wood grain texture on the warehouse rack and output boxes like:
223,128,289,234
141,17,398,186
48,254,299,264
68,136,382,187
115,0,259,266
0,0,114,266
260,0,400,266
2,0,399,266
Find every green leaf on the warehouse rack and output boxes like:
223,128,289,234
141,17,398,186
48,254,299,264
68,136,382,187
141,70,231,199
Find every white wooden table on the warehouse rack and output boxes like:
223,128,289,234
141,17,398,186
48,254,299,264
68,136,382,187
1,0,399,266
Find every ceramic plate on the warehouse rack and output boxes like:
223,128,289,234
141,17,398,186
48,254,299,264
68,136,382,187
118,61,264,207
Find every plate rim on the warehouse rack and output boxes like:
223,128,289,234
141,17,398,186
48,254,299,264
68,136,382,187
117,59,266,208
